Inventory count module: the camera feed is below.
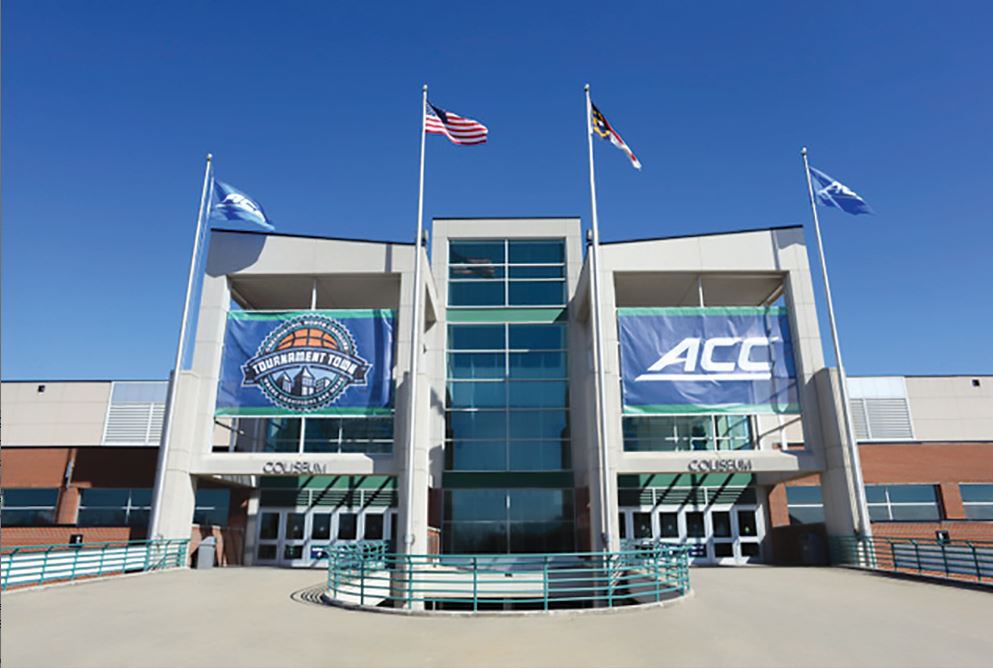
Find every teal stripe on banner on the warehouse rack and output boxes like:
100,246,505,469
446,308,566,323
228,309,396,321
623,403,801,415
215,406,395,417
616,306,787,317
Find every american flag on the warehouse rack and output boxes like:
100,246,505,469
424,101,488,145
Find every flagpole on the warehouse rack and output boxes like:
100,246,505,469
403,84,428,550
585,84,614,551
801,146,871,538
148,152,213,540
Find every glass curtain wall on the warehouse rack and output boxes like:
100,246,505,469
443,239,575,554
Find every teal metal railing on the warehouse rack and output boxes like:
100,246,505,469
0,539,190,591
326,543,690,612
830,536,993,583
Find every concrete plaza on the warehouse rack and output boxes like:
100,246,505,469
3,566,992,668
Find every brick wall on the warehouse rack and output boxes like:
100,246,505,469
768,441,993,542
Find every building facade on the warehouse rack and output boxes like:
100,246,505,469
3,221,991,567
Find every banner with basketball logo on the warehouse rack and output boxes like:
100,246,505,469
215,309,395,416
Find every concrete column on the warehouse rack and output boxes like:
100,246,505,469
395,258,431,557
243,488,261,565
153,372,200,540
815,369,861,536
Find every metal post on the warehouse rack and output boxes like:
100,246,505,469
41,547,51,584
543,556,549,611
360,557,366,606
585,84,614,551
149,153,214,539
403,86,428,555
800,147,872,539
654,551,661,602
473,557,479,612
969,542,981,582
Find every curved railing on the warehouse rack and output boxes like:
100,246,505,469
325,542,690,612
1,539,190,591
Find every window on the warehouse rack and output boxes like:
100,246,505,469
1,489,59,527
443,488,574,554
312,514,332,540
786,486,825,525
446,323,569,472
193,488,230,526
633,512,652,538
960,484,993,520
623,415,754,452
448,239,567,307
77,489,151,528
686,512,705,538
865,484,941,521
304,417,394,454
364,514,384,540
659,512,679,538
230,416,393,455
338,513,357,540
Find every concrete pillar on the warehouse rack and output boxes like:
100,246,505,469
153,372,200,540
815,369,861,537
243,488,261,565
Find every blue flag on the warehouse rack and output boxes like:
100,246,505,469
211,181,274,230
809,167,873,215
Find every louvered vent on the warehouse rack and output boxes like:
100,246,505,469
102,382,168,446
848,397,913,441
850,398,871,440
864,398,914,439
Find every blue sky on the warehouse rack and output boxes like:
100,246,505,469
3,1,991,380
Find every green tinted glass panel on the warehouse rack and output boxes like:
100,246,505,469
786,486,823,505
508,324,565,350
450,241,505,264
508,281,565,306
448,352,505,379
961,484,993,503
509,266,564,278
448,325,505,350
507,240,564,264
449,282,504,306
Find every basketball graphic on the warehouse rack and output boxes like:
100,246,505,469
241,315,371,412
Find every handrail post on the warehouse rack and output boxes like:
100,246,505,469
473,557,479,613
42,546,52,584
1,548,13,591
360,557,366,606
406,555,413,610
542,556,549,611
912,539,921,573
940,539,949,578
969,542,981,582
70,545,79,582
607,553,614,608
654,550,661,602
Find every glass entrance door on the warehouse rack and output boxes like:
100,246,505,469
620,502,765,565
281,511,308,566
256,511,282,564
257,508,396,567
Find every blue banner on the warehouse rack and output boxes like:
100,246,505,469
618,307,798,414
215,310,395,416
